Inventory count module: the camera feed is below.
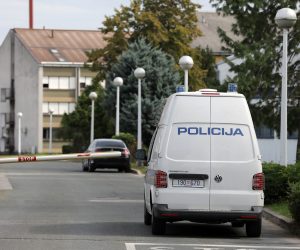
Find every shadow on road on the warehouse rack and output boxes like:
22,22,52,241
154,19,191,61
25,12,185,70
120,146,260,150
30,221,244,238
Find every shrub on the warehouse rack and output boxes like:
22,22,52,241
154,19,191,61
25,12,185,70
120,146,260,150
288,181,300,224
287,162,300,184
112,132,137,158
263,163,289,204
62,145,73,154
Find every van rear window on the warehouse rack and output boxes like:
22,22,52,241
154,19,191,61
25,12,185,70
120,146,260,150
167,123,211,161
166,123,254,162
211,123,254,162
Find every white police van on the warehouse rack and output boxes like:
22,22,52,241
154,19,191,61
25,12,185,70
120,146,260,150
144,89,264,237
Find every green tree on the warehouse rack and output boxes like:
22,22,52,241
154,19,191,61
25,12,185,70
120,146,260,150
87,0,207,90
60,83,114,151
198,46,220,89
210,0,300,158
105,39,180,145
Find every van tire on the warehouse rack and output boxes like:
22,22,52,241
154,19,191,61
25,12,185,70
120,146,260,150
144,202,152,225
246,218,262,237
151,208,166,235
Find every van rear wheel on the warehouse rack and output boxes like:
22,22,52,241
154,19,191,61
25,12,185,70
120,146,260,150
246,218,262,237
151,208,166,235
144,202,151,225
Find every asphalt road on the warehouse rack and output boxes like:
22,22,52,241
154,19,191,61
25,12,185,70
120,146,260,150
0,161,299,250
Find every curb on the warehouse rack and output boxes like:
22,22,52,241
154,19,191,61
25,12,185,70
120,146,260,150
263,207,292,230
0,174,13,190
130,168,144,176
263,208,299,236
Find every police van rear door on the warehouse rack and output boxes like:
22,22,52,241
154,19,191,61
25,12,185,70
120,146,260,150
166,95,211,210
210,96,257,211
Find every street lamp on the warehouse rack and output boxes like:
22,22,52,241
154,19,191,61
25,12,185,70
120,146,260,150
134,67,145,151
112,77,124,136
17,112,23,155
179,56,194,92
48,108,54,154
89,92,98,144
275,8,297,166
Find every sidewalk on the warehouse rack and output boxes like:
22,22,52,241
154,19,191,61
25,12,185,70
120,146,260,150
0,174,13,190
263,207,300,236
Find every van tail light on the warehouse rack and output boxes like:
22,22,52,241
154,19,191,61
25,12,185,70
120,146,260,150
121,148,130,158
252,173,265,190
155,170,168,188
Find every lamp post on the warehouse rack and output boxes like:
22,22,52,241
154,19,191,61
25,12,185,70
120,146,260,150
89,92,98,144
17,112,23,155
112,77,124,136
48,108,54,154
275,8,297,167
134,68,145,151
179,56,194,92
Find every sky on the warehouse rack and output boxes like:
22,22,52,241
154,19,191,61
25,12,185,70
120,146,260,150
0,0,215,44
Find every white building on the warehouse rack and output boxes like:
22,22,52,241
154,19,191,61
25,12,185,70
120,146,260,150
0,28,106,153
216,55,298,164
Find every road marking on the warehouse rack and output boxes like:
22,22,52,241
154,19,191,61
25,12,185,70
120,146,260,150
0,174,13,190
125,243,300,250
89,199,143,203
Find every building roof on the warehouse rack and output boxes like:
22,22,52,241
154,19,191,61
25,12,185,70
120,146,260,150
192,12,238,55
14,28,107,63
13,13,237,63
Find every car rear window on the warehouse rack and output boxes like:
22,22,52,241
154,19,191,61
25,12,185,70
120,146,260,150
95,140,125,148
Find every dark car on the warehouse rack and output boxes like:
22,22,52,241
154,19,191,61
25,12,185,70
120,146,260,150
82,139,131,172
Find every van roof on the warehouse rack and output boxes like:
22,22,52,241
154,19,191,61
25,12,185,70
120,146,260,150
158,90,245,126
174,89,245,98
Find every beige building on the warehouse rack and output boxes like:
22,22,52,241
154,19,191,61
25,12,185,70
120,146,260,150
0,28,106,153
192,12,237,63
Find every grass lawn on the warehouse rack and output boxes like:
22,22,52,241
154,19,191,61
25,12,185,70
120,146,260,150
131,162,147,175
266,201,292,219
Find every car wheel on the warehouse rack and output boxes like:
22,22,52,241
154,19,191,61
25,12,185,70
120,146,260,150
124,164,131,173
144,201,152,225
82,161,88,172
88,161,95,172
151,208,166,235
246,218,262,237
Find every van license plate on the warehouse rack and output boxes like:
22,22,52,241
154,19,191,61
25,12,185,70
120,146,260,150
172,179,204,188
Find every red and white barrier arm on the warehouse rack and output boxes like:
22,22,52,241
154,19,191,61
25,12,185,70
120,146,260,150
0,152,121,164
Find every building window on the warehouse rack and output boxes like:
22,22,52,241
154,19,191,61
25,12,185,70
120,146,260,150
80,77,92,88
59,77,69,89
43,102,76,115
255,125,274,139
49,77,59,89
69,77,76,89
43,76,77,89
43,128,61,140
43,128,49,140
288,130,298,139
1,88,10,102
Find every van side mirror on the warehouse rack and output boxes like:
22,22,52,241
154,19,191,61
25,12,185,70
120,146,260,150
136,149,147,161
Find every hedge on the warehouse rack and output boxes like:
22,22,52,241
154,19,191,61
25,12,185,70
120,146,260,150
263,163,289,204
288,181,300,224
